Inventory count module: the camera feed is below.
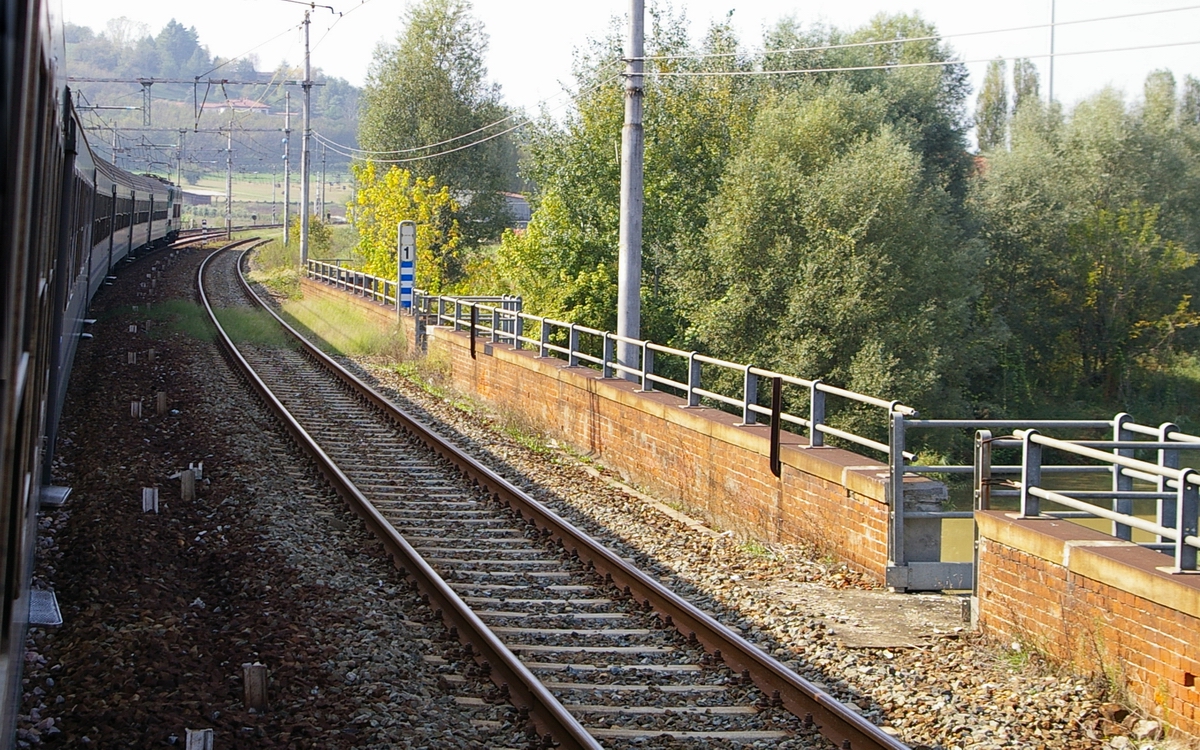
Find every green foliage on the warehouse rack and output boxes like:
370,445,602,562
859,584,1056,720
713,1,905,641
1062,203,1196,397
358,0,518,242
211,308,294,348
973,75,1200,411
276,295,406,359
976,59,1007,151
679,85,983,431
143,299,212,341
287,215,333,259
350,162,462,293
1012,59,1040,114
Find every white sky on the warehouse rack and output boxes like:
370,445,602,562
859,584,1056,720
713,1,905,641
60,0,1200,121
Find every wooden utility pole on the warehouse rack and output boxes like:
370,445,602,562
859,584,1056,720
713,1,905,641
617,0,645,380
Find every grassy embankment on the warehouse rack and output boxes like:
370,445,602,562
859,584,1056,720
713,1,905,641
245,224,408,360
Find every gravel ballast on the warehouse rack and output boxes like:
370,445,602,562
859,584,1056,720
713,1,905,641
14,243,1161,750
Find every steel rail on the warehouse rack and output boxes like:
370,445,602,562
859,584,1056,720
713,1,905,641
233,249,909,750
198,245,603,750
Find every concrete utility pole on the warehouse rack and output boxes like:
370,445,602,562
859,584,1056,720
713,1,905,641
319,144,326,222
617,0,645,380
283,91,291,245
175,129,184,187
1048,0,1056,104
300,9,312,265
225,114,233,239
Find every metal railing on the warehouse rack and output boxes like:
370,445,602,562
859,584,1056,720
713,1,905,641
304,262,919,456
420,294,918,460
976,425,1200,572
307,259,400,306
303,260,1200,586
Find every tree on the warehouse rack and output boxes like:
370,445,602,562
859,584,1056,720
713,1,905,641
1142,69,1177,130
155,20,208,79
1183,74,1200,126
976,59,1007,150
676,85,984,426
972,83,1200,406
358,0,517,242
1063,203,1196,396
1012,58,1040,113
350,162,462,293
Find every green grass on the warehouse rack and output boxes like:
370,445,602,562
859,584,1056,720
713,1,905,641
277,294,406,359
212,308,295,347
190,174,354,205
740,539,775,559
141,299,213,340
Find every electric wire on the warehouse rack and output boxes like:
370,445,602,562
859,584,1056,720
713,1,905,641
636,3,1200,63
650,38,1200,78
200,23,300,77
313,60,623,159
313,75,620,164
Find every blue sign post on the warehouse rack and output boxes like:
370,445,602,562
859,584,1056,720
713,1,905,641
398,220,415,313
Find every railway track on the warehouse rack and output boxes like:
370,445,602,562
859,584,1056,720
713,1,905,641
198,242,909,750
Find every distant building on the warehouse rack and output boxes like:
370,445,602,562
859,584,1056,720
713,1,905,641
181,189,223,206
502,193,531,228
200,98,270,115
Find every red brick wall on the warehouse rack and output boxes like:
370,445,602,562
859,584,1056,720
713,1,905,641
431,328,900,580
976,512,1200,741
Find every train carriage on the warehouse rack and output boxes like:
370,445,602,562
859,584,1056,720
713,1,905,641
0,0,180,744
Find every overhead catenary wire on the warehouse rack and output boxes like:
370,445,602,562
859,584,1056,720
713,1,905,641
649,38,1200,78
635,3,1200,63
313,72,623,164
200,23,301,78
319,58,625,157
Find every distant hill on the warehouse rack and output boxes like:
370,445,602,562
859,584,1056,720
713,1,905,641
65,19,359,182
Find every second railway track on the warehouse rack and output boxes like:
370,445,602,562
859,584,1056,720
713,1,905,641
199,242,908,750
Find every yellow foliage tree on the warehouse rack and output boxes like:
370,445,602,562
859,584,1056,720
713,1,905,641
350,161,462,293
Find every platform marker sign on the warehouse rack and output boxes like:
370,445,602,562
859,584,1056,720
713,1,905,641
398,220,416,310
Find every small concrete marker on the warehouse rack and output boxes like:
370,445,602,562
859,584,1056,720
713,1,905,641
130,400,142,418
185,728,213,750
148,348,156,362
156,391,168,414
142,487,159,513
127,351,137,364
181,470,196,502
242,662,268,711
129,324,138,333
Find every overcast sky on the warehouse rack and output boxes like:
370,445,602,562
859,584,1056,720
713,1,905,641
60,0,1200,123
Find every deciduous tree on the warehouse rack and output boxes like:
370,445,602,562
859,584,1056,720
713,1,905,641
359,0,517,242
976,59,1007,150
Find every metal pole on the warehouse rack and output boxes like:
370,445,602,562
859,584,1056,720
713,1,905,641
225,116,233,240
300,9,312,264
1048,0,1055,104
616,0,644,380
272,168,277,224
283,91,292,246
319,144,326,222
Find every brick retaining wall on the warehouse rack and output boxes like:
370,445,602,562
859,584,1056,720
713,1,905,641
976,511,1200,742
426,325,920,581
296,278,945,581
